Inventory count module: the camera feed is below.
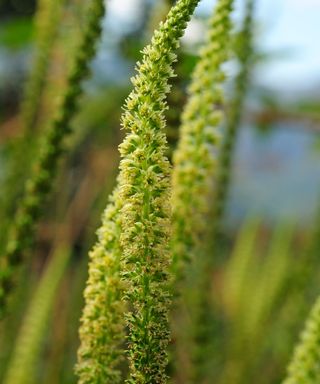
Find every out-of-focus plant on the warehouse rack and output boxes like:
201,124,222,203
0,0,65,271
211,0,255,240
22,0,64,134
171,0,234,281
169,1,234,382
3,245,70,384
178,4,255,380
223,216,261,317
222,219,294,384
0,0,105,315
1,152,113,383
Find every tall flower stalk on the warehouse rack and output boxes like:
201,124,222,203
0,0,105,315
171,0,234,280
76,1,200,383
119,1,201,380
211,0,255,239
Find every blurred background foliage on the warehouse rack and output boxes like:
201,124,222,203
1,0,320,383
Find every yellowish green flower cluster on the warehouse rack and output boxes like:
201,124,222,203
171,0,234,279
76,1,200,383
0,0,105,315
119,1,201,381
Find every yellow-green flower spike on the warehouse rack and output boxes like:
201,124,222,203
0,0,105,316
119,1,200,382
171,0,234,279
76,1,200,382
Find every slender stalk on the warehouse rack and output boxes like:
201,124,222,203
0,0,105,315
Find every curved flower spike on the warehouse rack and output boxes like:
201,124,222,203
119,1,201,382
76,1,200,383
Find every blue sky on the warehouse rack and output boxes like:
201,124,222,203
198,0,320,93
257,0,320,92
